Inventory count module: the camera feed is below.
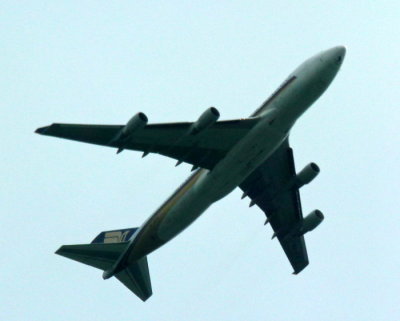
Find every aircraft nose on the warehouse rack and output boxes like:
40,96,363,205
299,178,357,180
324,45,346,66
333,45,346,65
310,46,346,88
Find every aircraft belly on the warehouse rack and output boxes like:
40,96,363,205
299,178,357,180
129,116,290,259
156,180,214,241
157,121,287,241
128,111,290,261
206,122,287,200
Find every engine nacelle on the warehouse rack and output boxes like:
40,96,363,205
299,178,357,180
121,112,148,137
298,210,324,235
189,107,220,135
294,163,320,188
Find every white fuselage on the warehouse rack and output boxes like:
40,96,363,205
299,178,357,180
125,46,345,263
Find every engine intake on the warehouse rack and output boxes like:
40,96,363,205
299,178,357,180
189,107,220,135
294,163,320,188
298,210,324,235
121,112,148,137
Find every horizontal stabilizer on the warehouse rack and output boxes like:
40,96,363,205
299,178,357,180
56,227,153,301
116,256,152,301
56,242,129,271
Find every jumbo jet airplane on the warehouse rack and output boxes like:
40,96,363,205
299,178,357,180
36,46,345,301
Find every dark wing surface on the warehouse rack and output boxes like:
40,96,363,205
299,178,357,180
36,119,257,170
239,139,309,274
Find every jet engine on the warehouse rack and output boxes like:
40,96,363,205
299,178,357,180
298,210,324,235
121,112,148,137
114,112,148,154
294,163,320,188
189,107,220,135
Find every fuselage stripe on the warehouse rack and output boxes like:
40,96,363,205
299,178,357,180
251,76,297,117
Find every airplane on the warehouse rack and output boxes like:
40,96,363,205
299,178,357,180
35,46,346,301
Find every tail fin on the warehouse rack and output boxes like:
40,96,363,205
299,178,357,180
55,227,152,301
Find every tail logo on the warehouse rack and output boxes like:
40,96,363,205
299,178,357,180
104,230,130,243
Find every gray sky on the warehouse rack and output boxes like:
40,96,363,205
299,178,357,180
2,1,400,320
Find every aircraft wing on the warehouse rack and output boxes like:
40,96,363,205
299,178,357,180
36,118,258,170
239,139,309,274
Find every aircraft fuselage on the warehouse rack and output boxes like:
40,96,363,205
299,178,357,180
110,46,346,272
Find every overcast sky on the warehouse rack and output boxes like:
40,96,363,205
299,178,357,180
2,1,400,320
